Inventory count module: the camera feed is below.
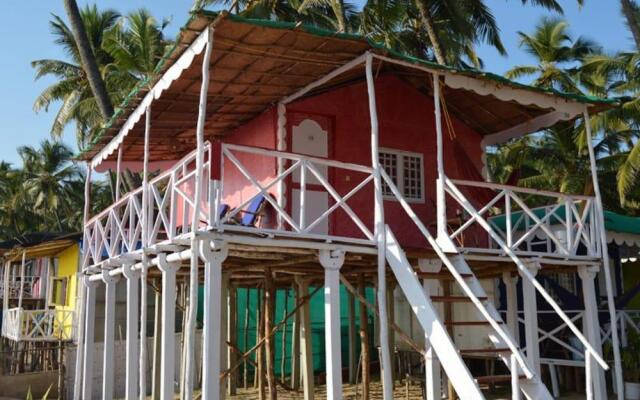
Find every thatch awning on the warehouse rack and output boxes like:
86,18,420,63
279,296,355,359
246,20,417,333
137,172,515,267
80,11,620,169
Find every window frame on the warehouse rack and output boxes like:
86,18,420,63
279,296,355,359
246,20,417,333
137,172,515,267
379,147,425,203
48,276,69,307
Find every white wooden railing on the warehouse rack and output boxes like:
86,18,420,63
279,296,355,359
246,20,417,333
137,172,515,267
2,308,74,341
444,179,601,258
215,144,375,245
83,144,211,268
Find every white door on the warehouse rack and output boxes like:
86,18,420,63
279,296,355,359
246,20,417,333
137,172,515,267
291,118,330,235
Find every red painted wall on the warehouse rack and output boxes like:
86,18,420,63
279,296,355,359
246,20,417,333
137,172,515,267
220,73,486,248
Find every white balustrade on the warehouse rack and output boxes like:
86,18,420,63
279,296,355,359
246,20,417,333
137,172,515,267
444,178,601,258
2,308,74,341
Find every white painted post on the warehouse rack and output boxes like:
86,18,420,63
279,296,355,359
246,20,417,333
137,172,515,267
116,146,123,201
74,165,92,400
123,263,141,400
511,353,521,400
17,251,26,310
433,74,448,244
158,254,180,400
365,51,393,400
319,249,345,400
520,261,541,375
296,277,315,400
201,240,228,400
220,272,229,400
583,107,624,399
276,102,287,231
579,265,607,399
102,269,120,400
419,259,443,400
139,103,152,400
185,24,215,400
502,272,520,340
81,276,98,400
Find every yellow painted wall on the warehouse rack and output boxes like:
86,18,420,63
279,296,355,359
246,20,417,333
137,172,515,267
53,243,80,338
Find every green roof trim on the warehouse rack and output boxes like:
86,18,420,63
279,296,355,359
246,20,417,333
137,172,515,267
603,211,640,235
81,10,623,161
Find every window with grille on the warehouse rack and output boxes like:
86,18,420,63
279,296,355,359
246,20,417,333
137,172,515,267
379,149,424,202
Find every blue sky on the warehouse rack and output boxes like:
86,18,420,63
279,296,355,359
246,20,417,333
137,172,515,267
0,0,632,165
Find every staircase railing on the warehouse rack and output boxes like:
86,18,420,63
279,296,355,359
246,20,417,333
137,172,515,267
442,176,608,393
379,168,534,381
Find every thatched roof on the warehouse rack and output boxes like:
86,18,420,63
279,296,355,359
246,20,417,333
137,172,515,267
80,11,620,167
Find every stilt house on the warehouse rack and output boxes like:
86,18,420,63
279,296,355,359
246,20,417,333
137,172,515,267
74,11,625,400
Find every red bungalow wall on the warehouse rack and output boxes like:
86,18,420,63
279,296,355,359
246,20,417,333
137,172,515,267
218,73,486,248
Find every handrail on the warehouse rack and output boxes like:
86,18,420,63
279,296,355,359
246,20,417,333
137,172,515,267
379,168,534,379
449,178,595,201
451,178,599,257
444,176,609,370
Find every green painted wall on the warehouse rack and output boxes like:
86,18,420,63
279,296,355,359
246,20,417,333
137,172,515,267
198,285,378,374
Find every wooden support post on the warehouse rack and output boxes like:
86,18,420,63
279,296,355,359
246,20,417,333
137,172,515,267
151,279,162,400
291,284,301,390
257,287,266,399
358,276,370,400
521,261,541,375
297,277,314,400
220,273,229,400
228,281,238,396
264,268,277,400
158,254,180,400
502,272,520,341
387,282,396,387
81,277,98,400
280,290,289,382
583,107,624,399
419,259,443,400
320,250,345,400
243,288,250,389
365,51,393,400
201,241,228,400
101,269,120,400
347,290,357,384
579,266,607,399
123,263,141,400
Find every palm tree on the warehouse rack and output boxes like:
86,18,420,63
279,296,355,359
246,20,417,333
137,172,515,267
505,17,599,93
621,0,640,50
102,9,172,81
18,140,80,231
32,6,121,147
63,0,114,120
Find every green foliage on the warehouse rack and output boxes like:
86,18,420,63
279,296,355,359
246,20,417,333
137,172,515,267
0,140,111,241
622,330,640,382
31,5,171,151
493,17,640,214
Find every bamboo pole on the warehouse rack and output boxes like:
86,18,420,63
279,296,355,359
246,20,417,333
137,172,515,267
243,288,250,389
357,276,370,400
264,268,277,399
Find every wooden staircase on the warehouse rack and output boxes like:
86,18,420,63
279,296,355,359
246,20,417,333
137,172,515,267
385,227,554,400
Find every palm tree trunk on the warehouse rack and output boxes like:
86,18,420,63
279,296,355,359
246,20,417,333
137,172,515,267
331,0,348,33
63,0,114,120
621,0,640,50
415,0,446,65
